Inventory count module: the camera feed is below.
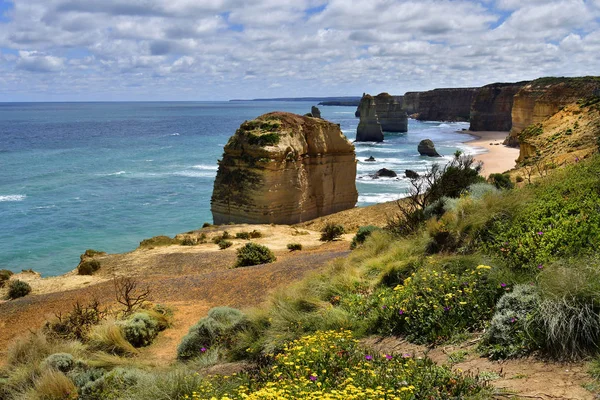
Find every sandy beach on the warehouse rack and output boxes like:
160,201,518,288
463,131,520,175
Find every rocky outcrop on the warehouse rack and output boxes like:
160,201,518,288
418,139,441,157
373,168,397,178
469,82,528,131
311,106,322,119
356,94,384,142
404,88,479,121
211,112,358,224
356,93,407,141
506,77,600,146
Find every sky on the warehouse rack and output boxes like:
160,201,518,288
0,0,599,101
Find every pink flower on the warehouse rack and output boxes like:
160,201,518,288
365,355,373,361
385,354,393,360
200,347,207,353
309,375,317,382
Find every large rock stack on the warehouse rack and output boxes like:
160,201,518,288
356,94,384,142
356,93,407,141
211,112,358,224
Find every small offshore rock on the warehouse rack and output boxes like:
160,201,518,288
364,156,376,162
405,169,419,179
373,168,397,178
418,139,441,157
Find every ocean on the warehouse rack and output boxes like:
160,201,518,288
0,101,481,276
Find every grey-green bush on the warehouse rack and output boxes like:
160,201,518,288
42,353,75,373
120,312,160,347
81,368,148,400
320,223,345,241
177,307,248,360
350,226,381,249
480,284,539,359
218,240,233,250
235,243,276,267
287,243,302,251
7,279,31,299
0,269,13,287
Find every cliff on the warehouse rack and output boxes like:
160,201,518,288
211,112,358,224
516,98,600,166
469,82,528,131
404,88,479,121
355,93,407,141
356,94,384,141
506,77,600,146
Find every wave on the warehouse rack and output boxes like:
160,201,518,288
358,193,404,203
106,171,126,176
0,194,26,202
191,164,218,171
170,133,180,136
172,171,216,178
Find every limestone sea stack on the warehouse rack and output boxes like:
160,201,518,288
418,139,441,157
211,112,358,225
356,94,384,142
374,93,408,132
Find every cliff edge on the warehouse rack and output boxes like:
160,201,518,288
211,112,358,224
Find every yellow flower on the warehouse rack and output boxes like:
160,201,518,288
476,264,492,270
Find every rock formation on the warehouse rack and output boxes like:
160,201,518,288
364,156,376,162
311,106,322,119
373,168,397,178
506,77,600,146
469,82,528,132
211,112,358,224
404,88,479,121
418,139,441,157
356,94,384,142
355,93,407,141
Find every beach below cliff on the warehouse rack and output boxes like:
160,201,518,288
463,130,520,174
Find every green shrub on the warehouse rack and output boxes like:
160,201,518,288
78,259,101,275
0,269,13,287
181,236,196,246
119,312,160,348
235,232,251,240
202,222,213,228
42,353,75,373
515,175,524,183
235,243,276,267
350,225,381,249
7,279,31,299
320,223,345,241
247,132,281,147
81,367,148,400
249,230,262,238
488,173,514,190
139,235,180,248
177,307,248,360
287,243,302,251
44,299,107,341
218,240,233,250
480,284,540,359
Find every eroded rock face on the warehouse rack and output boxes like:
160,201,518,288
211,112,358,224
311,106,322,119
418,139,441,157
469,82,528,132
404,88,479,121
506,77,600,146
356,94,384,142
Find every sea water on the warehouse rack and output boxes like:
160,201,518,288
0,102,482,276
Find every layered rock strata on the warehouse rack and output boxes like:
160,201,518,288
404,88,479,121
355,93,407,141
211,112,358,224
469,82,528,131
506,77,600,146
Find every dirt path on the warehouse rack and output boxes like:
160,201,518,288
363,336,595,400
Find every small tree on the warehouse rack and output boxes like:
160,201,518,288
7,279,31,299
113,277,151,316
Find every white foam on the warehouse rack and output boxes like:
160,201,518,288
172,171,215,178
170,133,180,136
358,193,405,203
191,164,218,171
0,194,26,202
106,171,126,176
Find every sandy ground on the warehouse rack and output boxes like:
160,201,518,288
462,131,521,175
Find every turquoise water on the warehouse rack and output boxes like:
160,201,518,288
0,102,479,276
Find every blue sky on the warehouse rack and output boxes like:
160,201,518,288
0,0,599,101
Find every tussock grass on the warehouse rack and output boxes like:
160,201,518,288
6,332,85,370
87,320,138,356
29,369,77,400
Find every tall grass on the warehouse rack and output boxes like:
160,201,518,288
87,321,138,356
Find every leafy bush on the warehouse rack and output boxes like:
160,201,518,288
42,353,75,373
480,284,540,359
235,243,276,267
188,330,489,399
81,368,148,400
362,264,503,344
7,279,31,299
247,132,280,147
287,243,302,251
0,268,13,287
235,232,251,240
249,230,262,239
181,236,197,246
119,312,160,348
139,235,180,248
78,260,101,275
177,307,248,360
350,225,381,249
488,173,514,190
320,223,345,241
515,175,524,183
218,240,233,250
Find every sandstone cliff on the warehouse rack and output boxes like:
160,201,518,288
469,82,528,131
404,88,479,121
356,94,384,142
506,77,600,146
515,98,600,167
355,93,407,141
211,112,358,224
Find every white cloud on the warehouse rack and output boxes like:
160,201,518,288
16,51,65,72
